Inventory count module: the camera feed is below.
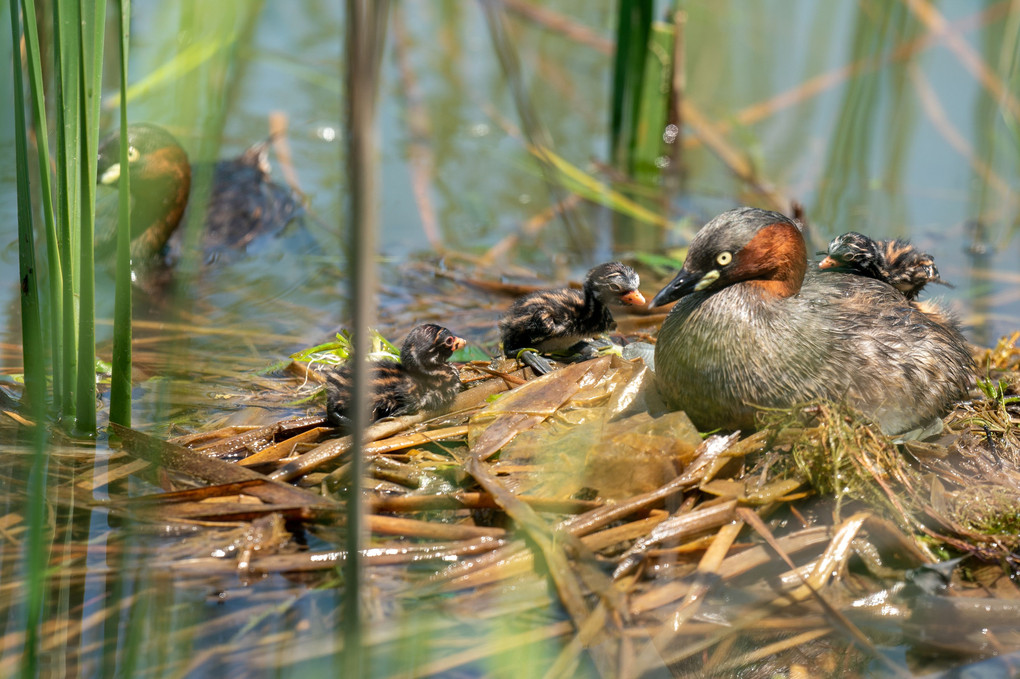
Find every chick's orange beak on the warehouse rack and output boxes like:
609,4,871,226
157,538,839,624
818,256,838,269
619,289,646,306
450,336,467,351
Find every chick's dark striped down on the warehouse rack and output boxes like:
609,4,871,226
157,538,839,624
820,232,947,301
876,238,946,299
499,261,644,355
325,324,465,428
819,232,884,279
500,288,601,354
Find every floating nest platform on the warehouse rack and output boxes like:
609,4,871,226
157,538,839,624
77,331,1020,677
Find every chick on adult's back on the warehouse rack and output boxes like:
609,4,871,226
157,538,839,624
819,231,949,301
651,207,973,434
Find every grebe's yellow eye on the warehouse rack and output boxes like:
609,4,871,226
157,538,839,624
127,145,140,163
716,251,732,266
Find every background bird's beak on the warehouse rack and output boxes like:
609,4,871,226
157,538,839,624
650,269,704,307
99,162,122,185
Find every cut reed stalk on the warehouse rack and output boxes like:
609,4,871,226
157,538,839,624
343,1,390,674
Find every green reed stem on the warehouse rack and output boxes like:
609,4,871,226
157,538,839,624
610,0,653,170
54,0,81,424
73,0,107,437
110,0,132,427
10,6,47,418
10,2,51,674
632,22,673,180
19,0,62,410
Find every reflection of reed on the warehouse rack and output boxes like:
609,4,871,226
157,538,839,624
909,64,1015,205
481,0,591,256
392,5,443,253
964,219,995,346
815,2,915,233
681,3,1013,150
903,0,1020,123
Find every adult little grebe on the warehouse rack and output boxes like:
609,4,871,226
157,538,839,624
324,324,466,429
499,261,645,374
819,231,949,300
96,123,301,263
651,207,973,434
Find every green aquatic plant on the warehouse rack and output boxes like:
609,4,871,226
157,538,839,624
949,485,1020,547
292,328,482,370
771,402,922,527
976,376,1020,413
9,0,118,435
290,329,400,365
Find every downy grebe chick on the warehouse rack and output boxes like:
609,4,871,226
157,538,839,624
324,324,466,429
651,207,974,435
819,232,950,301
96,123,301,263
499,261,645,374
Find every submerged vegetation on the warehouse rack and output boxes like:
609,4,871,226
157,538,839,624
3,0,1020,677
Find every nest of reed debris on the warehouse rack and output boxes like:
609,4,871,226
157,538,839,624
92,331,1020,677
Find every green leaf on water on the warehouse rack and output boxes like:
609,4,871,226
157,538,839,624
290,329,401,364
452,345,490,362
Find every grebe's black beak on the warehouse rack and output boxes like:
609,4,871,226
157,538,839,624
650,267,717,307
